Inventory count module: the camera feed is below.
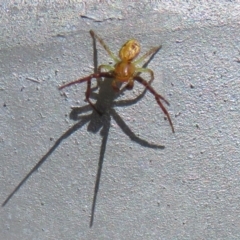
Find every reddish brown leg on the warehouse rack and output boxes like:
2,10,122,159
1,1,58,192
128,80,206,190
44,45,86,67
134,76,175,133
111,79,120,92
59,72,112,115
125,79,134,90
86,77,102,115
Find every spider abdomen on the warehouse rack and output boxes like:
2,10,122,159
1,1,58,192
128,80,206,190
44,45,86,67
119,39,140,61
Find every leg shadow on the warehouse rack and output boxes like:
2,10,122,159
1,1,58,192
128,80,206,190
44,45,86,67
2,115,91,207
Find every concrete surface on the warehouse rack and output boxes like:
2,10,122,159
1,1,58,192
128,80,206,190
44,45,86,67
1,1,240,239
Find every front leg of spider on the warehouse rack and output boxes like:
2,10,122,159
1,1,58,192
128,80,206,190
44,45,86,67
59,72,112,115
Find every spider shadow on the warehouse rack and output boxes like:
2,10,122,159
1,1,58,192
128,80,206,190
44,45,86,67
1,32,164,228
68,54,164,228
68,75,165,227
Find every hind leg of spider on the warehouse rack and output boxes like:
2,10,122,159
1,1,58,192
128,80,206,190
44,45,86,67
90,30,119,63
134,75,175,133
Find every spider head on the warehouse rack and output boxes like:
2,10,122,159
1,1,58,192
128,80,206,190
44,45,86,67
119,39,140,62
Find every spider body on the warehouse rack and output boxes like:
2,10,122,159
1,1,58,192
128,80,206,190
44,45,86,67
59,30,175,133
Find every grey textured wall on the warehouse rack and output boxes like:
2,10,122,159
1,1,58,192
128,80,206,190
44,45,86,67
1,1,240,239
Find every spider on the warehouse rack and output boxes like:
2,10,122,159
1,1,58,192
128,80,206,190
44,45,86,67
59,30,175,133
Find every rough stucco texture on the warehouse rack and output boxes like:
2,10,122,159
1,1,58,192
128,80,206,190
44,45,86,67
1,1,240,240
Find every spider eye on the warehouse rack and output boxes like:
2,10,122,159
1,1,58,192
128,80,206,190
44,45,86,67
119,39,140,61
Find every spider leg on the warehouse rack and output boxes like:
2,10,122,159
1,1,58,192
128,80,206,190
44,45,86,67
134,75,175,133
135,67,154,83
59,72,112,115
90,30,119,63
111,79,121,92
85,76,102,115
134,46,162,65
125,79,134,90
134,46,162,83
98,64,115,72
